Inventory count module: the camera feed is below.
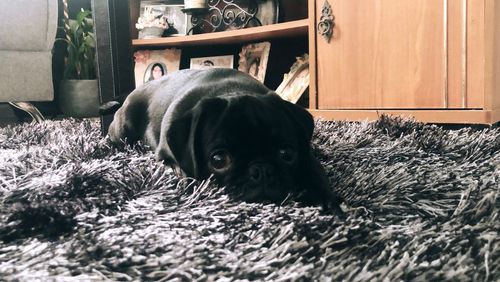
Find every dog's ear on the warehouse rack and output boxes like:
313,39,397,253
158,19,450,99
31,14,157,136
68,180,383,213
269,93,314,141
269,94,344,214
164,97,228,178
99,92,130,115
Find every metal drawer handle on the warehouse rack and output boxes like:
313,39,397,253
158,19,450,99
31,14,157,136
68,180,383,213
317,0,334,43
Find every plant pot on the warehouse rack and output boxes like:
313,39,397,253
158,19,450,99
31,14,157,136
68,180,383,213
59,79,99,118
184,0,207,9
139,26,165,39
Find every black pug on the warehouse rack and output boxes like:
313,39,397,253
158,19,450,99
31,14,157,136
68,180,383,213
106,68,343,213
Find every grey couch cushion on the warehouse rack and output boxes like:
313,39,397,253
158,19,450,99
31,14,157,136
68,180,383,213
0,50,54,102
0,0,58,102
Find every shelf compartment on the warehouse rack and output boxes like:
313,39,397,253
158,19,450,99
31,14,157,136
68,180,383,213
132,19,308,47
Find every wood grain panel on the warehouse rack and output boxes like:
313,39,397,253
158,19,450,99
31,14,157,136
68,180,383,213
492,0,500,120
309,0,318,109
467,0,485,108
310,109,495,124
485,0,500,121
316,0,447,109
447,0,467,108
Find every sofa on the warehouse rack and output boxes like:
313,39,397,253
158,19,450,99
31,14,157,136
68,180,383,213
0,0,58,103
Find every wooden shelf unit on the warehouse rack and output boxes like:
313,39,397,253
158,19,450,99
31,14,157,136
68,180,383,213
132,19,309,47
93,0,309,134
127,0,307,95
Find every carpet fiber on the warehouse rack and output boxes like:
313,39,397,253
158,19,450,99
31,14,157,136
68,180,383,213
0,116,498,281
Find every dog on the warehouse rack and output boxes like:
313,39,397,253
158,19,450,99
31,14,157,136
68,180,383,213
107,68,343,212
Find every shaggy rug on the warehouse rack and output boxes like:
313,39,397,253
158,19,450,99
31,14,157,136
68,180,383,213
0,116,498,281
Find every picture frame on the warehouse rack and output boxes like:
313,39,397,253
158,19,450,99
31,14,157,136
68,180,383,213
275,54,310,104
138,0,187,38
238,42,271,83
162,4,187,36
133,48,182,87
190,55,234,69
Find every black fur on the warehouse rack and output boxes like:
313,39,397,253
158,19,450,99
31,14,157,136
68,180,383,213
108,69,343,212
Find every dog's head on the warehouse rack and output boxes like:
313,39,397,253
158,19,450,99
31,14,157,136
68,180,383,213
160,93,338,206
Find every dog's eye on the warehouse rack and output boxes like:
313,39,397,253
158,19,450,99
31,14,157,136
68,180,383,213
209,150,232,172
278,147,297,164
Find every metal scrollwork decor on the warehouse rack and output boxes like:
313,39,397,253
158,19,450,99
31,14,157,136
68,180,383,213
317,0,334,43
183,0,279,34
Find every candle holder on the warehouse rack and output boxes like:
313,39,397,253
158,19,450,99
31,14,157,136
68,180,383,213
182,0,275,35
184,0,208,9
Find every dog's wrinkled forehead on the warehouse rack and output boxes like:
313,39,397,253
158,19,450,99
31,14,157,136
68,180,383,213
229,96,290,127
202,95,298,149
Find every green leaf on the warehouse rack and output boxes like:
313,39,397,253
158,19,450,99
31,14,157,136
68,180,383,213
62,9,95,80
84,35,95,48
76,9,91,24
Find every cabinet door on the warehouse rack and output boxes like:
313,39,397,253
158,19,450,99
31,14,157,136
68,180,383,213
315,0,448,109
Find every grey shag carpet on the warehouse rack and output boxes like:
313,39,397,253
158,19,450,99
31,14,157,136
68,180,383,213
0,116,498,281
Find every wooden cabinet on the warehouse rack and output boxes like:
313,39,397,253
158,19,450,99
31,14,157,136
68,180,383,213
309,0,500,124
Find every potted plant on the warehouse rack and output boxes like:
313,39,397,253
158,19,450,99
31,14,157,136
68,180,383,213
136,6,169,39
58,8,99,118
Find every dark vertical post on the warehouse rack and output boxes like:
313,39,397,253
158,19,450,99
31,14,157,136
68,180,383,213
91,0,135,135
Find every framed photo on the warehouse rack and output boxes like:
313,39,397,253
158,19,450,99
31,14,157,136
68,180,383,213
162,4,187,36
275,54,310,104
133,48,182,87
190,55,234,69
238,42,271,83
138,0,187,38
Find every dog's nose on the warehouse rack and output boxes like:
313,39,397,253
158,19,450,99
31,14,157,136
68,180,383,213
248,163,275,184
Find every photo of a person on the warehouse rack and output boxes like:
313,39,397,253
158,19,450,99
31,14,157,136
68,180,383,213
202,60,215,67
134,49,181,87
145,62,167,82
189,55,234,70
